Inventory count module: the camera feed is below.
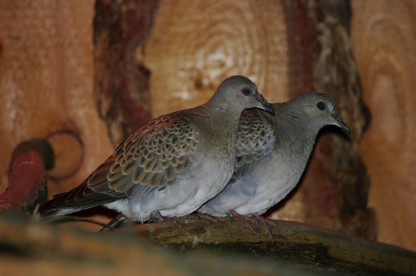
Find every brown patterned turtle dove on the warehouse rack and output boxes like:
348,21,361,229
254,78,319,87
40,75,274,222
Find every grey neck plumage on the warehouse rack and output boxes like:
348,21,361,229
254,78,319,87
272,102,320,162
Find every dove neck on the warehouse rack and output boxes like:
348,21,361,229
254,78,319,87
193,102,241,142
203,100,245,125
273,103,320,157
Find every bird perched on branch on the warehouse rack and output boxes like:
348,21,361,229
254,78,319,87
198,92,350,227
40,75,274,223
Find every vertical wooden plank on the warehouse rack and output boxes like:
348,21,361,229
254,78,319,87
352,0,416,250
0,0,113,196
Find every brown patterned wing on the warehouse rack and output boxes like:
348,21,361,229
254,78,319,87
233,109,275,180
88,112,199,199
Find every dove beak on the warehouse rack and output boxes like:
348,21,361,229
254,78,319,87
331,113,350,133
255,93,275,116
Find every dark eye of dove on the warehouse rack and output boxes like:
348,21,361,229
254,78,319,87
316,101,326,111
241,88,251,96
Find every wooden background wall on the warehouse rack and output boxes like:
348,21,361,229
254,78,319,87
0,0,415,252
352,0,416,251
0,0,113,198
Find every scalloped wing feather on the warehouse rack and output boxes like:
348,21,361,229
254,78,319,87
88,112,199,199
233,109,275,180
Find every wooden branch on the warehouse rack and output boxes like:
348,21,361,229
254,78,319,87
132,216,416,275
1,214,415,275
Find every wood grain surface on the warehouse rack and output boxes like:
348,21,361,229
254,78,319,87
137,0,291,117
352,0,416,250
0,0,113,196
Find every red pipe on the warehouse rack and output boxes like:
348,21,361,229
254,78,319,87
0,139,53,213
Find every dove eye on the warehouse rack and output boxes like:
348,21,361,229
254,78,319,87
241,88,251,96
316,101,326,111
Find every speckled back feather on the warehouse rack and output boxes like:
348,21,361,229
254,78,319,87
91,112,199,198
233,109,275,179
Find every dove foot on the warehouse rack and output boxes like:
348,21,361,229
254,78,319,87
151,212,185,230
197,213,221,223
253,214,277,240
228,210,258,235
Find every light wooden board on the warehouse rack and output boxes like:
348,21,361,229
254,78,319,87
0,0,113,196
352,0,416,250
136,0,291,117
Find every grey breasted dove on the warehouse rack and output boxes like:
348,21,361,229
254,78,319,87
198,92,349,219
40,75,274,222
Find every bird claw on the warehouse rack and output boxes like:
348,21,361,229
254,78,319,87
187,213,221,223
229,210,259,235
228,211,277,240
253,214,277,240
151,212,185,230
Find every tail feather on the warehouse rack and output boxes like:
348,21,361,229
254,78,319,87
39,181,121,217
39,155,123,216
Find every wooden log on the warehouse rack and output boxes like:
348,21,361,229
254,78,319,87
133,217,416,275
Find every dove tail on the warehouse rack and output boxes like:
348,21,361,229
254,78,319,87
39,181,94,216
39,154,123,216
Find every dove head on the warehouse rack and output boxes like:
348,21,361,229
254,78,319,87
285,92,350,134
209,75,274,117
